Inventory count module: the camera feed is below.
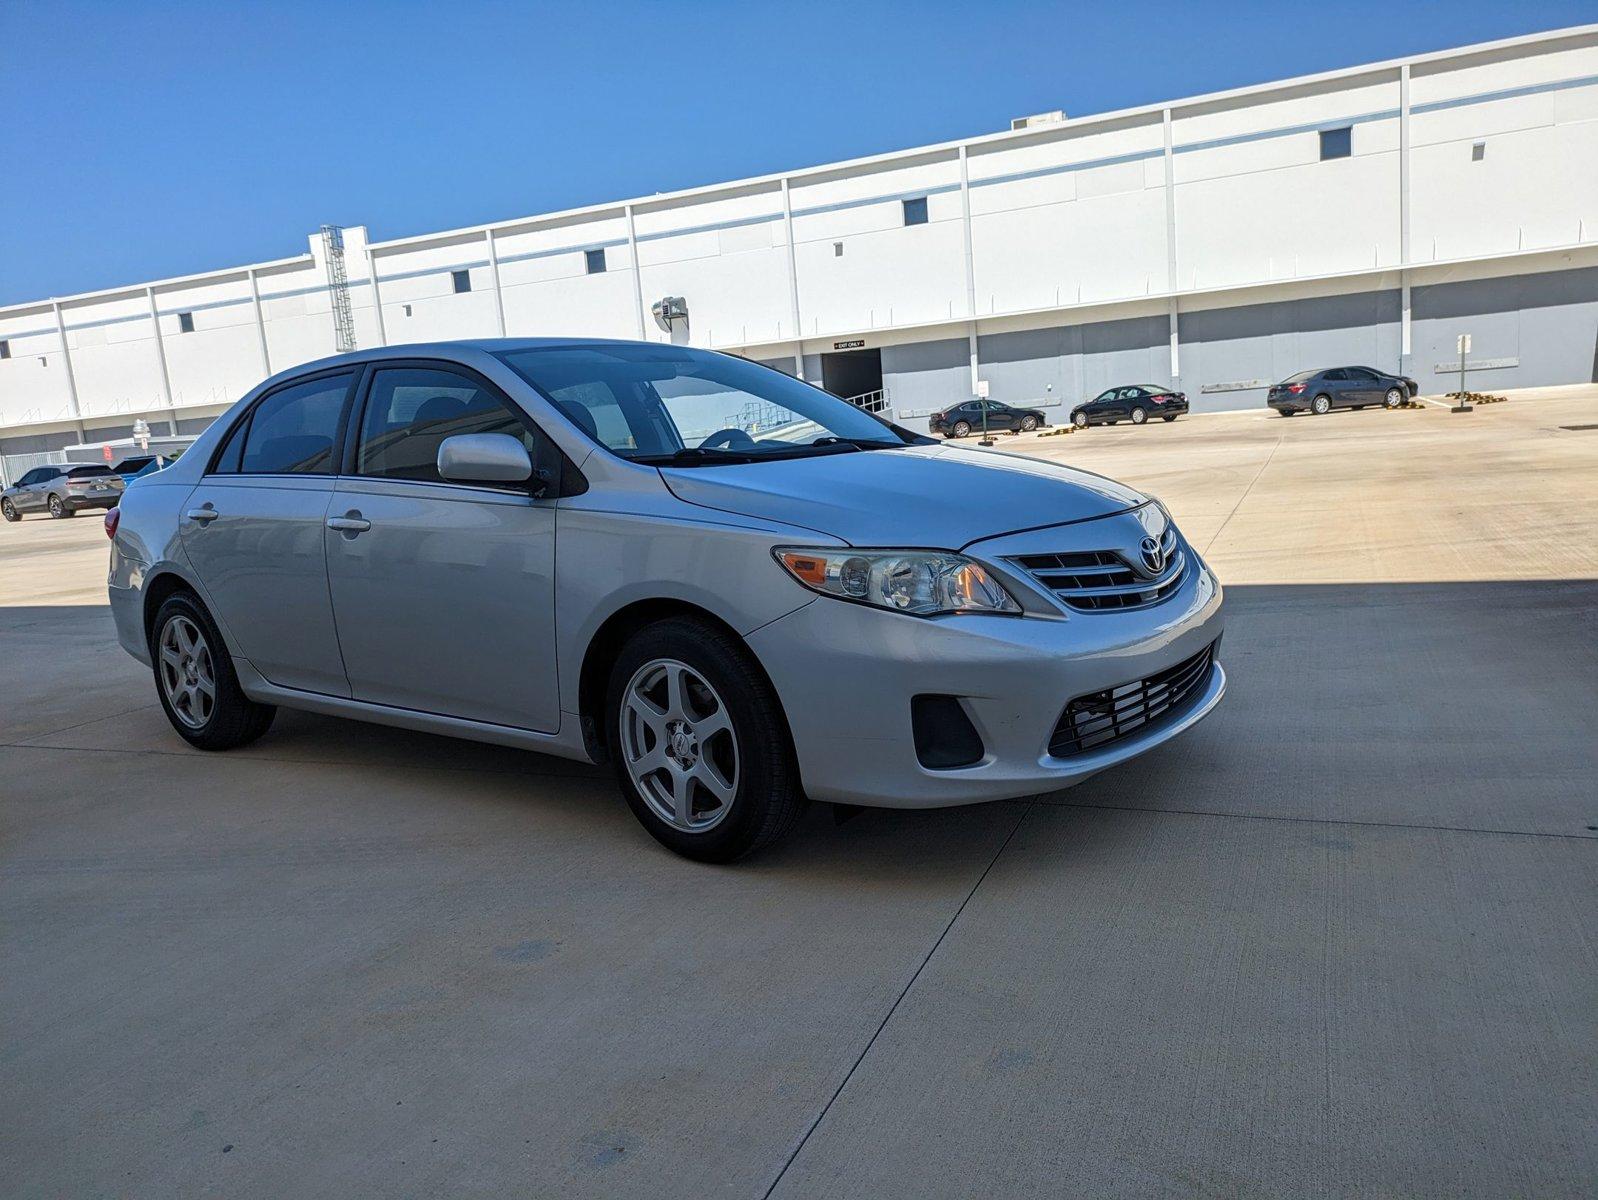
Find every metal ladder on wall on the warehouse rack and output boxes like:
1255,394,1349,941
320,225,357,353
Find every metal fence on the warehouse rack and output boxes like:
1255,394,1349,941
0,451,70,490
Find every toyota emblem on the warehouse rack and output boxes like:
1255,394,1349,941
1139,535,1165,575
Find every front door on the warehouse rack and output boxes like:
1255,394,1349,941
982,401,1016,431
324,364,560,733
180,370,356,697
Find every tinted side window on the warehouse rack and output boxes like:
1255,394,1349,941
212,416,249,474
1323,369,1348,382
357,367,540,487
239,374,352,474
68,465,114,478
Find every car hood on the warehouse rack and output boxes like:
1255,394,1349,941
659,443,1146,548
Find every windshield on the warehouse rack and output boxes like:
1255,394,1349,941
495,344,910,464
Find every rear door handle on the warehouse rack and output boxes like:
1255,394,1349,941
184,507,219,524
326,515,371,533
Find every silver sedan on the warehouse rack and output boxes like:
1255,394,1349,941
108,339,1225,861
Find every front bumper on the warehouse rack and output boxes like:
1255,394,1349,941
747,555,1225,808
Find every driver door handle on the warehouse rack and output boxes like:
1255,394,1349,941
326,515,371,533
184,507,219,524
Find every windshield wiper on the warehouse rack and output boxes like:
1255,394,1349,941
810,436,902,450
634,442,863,467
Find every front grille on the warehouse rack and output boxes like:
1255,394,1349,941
1011,525,1184,612
1048,639,1217,757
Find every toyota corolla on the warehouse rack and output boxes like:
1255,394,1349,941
108,339,1225,861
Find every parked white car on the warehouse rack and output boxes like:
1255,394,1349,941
108,340,1225,860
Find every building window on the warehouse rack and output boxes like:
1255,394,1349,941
451,269,471,294
403,304,413,317
1319,127,1352,160
585,248,606,275
902,196,929,226
0,339,9,359
177,312,195,333
833,242,844,257
1471,141,1486,161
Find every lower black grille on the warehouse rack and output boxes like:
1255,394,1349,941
1048,639,1218,757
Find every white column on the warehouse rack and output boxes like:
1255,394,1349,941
51,301,84,436
247,267,271,376
625,204,646,339
959,146,980,394
1168,297,1180,379
1162,108,1178,295
485,229,507,336
781,178,804,377
1399,64,1412,361
366,249,387,346
146,287,176,430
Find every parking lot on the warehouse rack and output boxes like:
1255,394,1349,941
3,393,1595,1196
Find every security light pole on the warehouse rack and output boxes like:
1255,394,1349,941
1452,333,1472,413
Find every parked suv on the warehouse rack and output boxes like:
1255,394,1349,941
109,340,1224,861
1070,385,1188,428
1268,367,1418,416
2,464,124,521
930,399,1047,438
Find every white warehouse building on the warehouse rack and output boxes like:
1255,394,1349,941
2,24,1596,467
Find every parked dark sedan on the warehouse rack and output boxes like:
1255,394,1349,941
1268,366,1418,416
110,453,180,482
1070,385,1189,428
930,398,1048,438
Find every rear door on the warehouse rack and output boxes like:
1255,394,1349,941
180,369,357,697
324,363,560,732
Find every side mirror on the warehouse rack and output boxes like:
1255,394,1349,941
437,433,534,487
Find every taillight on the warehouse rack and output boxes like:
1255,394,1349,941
104,507,120,539
1287,383,1306,394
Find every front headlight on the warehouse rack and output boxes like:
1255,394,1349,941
773,547,1021,616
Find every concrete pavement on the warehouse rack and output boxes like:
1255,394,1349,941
2,393,1595,1197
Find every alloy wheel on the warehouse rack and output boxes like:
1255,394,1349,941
620,658,739,833
1385,388,1403,408
1312,395,1331,415
1073,412,1088,428
0,499,16,522
48,495,64,518
158,615,216,730
1131,407,1147,424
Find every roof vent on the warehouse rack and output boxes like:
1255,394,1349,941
1011,110,1066,131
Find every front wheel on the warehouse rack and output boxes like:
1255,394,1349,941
1311,394,1332,416
1130,407,1147,425
1019,414,1038,432
47,494,70,518
951,420,971,438
1384,388,1403,409
0,498,18,522
607,617,805,862
1072,412,1088,429
151,592,276,750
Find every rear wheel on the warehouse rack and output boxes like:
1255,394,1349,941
607,617,805,862
151,592,276,750
951,420,971,438
1130,407,1148,425
1384,388,1403,409
47,494,70,518
1311,394,1332,416
1162,415,1177,422
1,498,18,522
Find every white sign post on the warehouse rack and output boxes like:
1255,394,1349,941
1452,334,1473,413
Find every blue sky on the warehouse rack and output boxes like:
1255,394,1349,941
1,1,1592,305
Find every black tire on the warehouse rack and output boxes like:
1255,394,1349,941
606,616,806,863
1311,394,1332,416
1384,388,1403,409
150,591,276,751
1019,414,1038,432
1072,412,1088,429
0,498,18,522
1279,409,1296,417
1130,407,1147,425
1107,420,1119,426
47,494,71,518
951,420,971,438
1162,415,1177,422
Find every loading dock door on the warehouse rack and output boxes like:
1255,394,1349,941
820,348,883,402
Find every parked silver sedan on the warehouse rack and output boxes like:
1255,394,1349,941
108,340,1225,860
